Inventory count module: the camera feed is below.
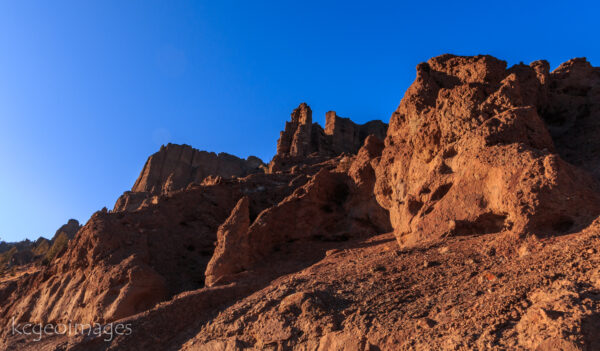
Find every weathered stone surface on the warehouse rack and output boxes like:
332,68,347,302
541,58,600,181
52,218,81,240
204,196,251,287
325,111,388,156
0,168,333,330
114,143,265,211
346,135,391,234
276,102,314,157
206,150,391,287
270,103,388,172
375,54,600,246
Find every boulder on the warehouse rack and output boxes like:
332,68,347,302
375,54,600,246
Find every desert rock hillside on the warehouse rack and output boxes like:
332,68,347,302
0,219,81,274
1,54,600,350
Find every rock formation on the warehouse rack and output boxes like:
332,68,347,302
541,58,600,181
2,182,236,325
114,143,265,211
52,219,81,240
375,54,600,246
275,102,314,157
4,54,600,351
269,103,388,172
0,105,390,344
205,154,391,286
0,220,81,272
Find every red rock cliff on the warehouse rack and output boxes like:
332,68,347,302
114,143,265,211
375,54,600,246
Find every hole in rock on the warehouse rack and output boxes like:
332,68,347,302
552,216,575,233
407,199,423,216
431,183,453,201
454,212,508,236
443,147,458,159
439,163,453,174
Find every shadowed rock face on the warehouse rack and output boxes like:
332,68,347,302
276,102,314,157
0,220,81,271
52,219,81,240
205,145,392,287
541,58,600,180
269,103,388,172
375,54,600,246
1,183,239,326
114,144,265,211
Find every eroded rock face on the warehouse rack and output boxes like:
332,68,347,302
325,111,388,156
114,143,265,211
375,54,600,246
276,102,314,157
270,103,388,172
52,219,81,240
206,138,391,286
1,182,241,326
204,196,251,287
1,141,388,329
542,58,600,180
0,220,81,271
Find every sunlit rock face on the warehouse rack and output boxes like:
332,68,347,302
375,54,600,246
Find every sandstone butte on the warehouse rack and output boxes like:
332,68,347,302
1,54,600,350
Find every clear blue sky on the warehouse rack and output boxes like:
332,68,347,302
0,1,598,242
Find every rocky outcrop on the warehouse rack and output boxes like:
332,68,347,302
0,220,81,271
52,219,81,240
276,102,314,157
375,55,600,247
206,139,391,287
1,182,240,326
541,58,600,181
346,135,391,232
114,143,265,211
0,167,346,328
324,111,388,156
180,221,600,351
204,196,251,287
270,103,388,172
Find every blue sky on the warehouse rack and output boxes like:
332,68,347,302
0,1,598,242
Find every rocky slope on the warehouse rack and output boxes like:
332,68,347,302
0,103,390,350
0,219,81,274
2,54,600,351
